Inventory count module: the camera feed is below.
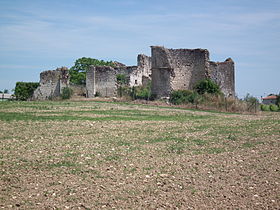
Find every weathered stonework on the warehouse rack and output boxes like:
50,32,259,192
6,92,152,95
209,58,235,96
86,54,152,98
32,46,234,100
137,54,152,78
33,67,69,100
151,46,210,97
70,84,86,97
151,46,235,97
86,66,119,97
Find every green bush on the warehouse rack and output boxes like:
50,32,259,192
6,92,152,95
270,104,279,112
14,82,39,101
116,74,128,85
117,86,130,98
244,94,259,112
260,104,270,111
244,94,259,104
61,87,73,100
170,90,199,105
194,79,221,95
95,91,101,97
131,84,153,100
277,95,280,106
70,57,115,85
117,81,154,100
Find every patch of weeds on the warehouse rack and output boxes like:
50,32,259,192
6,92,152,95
195,124,212,130
260,151,271,155
48,182,61,187
117,141,131,146
105,154,121,161
242,141,263,148
190,166,199,173
63,152,79,158
115,196,129,201
207,147,226,154
192,139,207,146
167,142,185,154
192,149,203,155
148,136,185,144
124,167,137,173
128,146,141,151
143,167,154,171
71,168,85,175
1,136,14,140
189,187,197,195
95,174,107,179
227,134,237,141
48,161,78,168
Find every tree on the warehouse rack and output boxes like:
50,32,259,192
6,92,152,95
69,57,115,85
244,93,259,104
0,89,9,93
194,79,221,95
244,93,259,112
276,94,280,106
14,82,39,101
61,87,73,100
116,74,128,85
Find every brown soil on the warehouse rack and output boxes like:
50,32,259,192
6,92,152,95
0,101,279,209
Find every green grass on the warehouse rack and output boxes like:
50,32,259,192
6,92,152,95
104,154,121,161
242,141,264,148
0,108,213,122
206,147,227,154
48,161,78,168
148,136,185,144
167,142,185,154
192,139,207,146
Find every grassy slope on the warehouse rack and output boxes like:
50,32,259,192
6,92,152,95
0,101,279,209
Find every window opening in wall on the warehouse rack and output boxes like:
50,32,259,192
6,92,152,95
135,80,138,85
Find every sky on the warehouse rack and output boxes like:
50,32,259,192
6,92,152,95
0,0,279,99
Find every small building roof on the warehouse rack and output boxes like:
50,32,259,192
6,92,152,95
262,95,277,100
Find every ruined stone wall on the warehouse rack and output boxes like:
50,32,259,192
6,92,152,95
151,46,173,97
86,65,144,98
169,48,209,90
70,84,86,97
209,58,235,96
151,46,209,97
86,67,96,98
95,66,118,97
85,54,152,98
87,66,119,97
33,67,69,100
127,66,142,86
151,46,235,98
137,54,152,78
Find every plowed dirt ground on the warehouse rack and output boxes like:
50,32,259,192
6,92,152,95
0,101,279,209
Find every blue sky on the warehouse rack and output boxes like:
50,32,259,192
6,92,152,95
0,0,279,98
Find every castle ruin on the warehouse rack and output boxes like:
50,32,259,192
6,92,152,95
151,46,234,97
32,46,235,100
33,67,70,100
86,54,151,97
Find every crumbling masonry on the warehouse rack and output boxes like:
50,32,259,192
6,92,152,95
151,46,235,97
32,46,235,100
86,54,151,97
33,67,70,100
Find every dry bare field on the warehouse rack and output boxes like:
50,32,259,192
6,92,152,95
0,101,279,209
